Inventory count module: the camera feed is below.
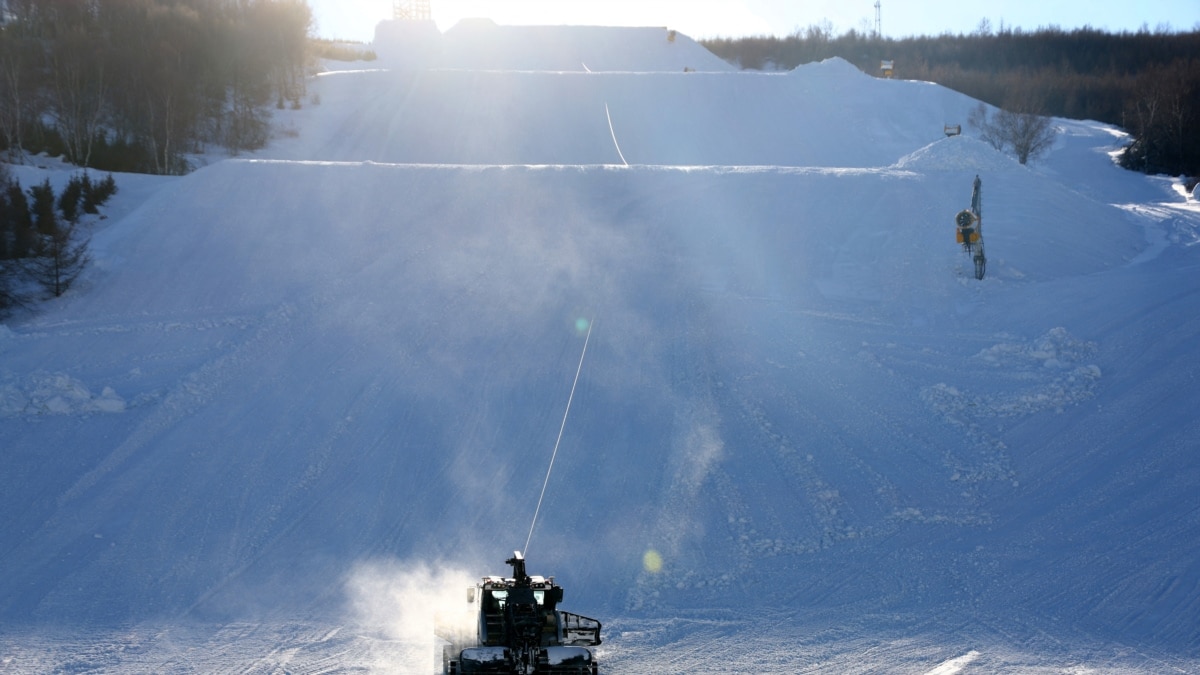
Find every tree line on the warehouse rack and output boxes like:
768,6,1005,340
702,25,1200,175
0,0,312,175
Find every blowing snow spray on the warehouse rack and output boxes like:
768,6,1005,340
435,317,604,675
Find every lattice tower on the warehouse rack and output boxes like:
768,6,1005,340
394,0,431,21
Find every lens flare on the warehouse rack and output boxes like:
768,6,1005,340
642,549,663,573
575,317,590,334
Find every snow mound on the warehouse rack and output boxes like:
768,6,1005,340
894,136,1018,172
789,56,867,80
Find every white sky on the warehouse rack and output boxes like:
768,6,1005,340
308,0,1199,43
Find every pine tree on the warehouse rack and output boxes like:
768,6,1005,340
25,216,90,298
0,263,16,315
58,174,85,223
0,185,10,261
81,172,117,214
29,179,57,236
25,178,91,297
6,181,34,259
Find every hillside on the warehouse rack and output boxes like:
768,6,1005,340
702,27,1200,175
1,24,1198,674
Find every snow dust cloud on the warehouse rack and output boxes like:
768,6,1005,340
344,558,481,673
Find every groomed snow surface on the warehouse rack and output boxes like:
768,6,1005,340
3,23,1200,673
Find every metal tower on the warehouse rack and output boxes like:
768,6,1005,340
874,1,882,39
394,0,431,21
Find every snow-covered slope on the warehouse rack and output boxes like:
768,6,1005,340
374,19,736,73
1,34,1198,674
267,58,980,167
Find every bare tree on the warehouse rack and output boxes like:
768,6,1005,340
1122,60,1195,173
968,102,1057,165
0,27,38,161
998,107,1056,164
51,26,108,167
968,103,1006,151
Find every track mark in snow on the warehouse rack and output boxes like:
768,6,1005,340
923,650,981,674
1119,201,1200,262
605,103,628,166
56,301,302,506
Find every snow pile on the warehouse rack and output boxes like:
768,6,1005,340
894,136,1019,172
788,56,869,80
978,326,1099,370
922,328,1102,419
0,372,126,417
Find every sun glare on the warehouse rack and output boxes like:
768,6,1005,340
309,0,775,42
430,0,772,39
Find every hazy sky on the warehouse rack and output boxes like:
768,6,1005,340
309,0,1198,43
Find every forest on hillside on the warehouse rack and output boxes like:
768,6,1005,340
703,26,1200,176
0,0,312,175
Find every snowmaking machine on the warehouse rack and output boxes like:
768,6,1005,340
955,174,987,280
437,552,602,674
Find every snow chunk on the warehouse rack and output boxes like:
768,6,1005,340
922,328,1101,418
977,327,1097,371
0,372,127,417
893,136,1017,172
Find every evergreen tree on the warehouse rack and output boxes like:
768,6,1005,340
81,173,117,214
25,216,90,298
28,179,57,236
0,184,9,261
0,262,16,315
6,181,34,259
22,178,91,297
58,174,85,223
